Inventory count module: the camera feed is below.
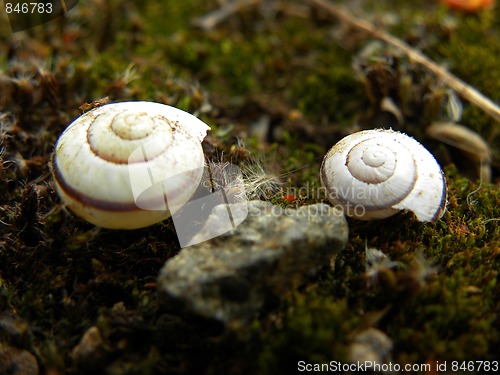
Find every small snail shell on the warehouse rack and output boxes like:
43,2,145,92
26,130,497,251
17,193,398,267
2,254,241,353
320,129,447,222
51,101,210,229
426,122,491,182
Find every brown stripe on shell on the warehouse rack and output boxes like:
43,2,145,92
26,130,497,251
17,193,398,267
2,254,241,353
51,153,184,213
431,170,447,223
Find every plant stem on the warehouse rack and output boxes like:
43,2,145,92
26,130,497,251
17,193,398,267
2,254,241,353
307,0,500,123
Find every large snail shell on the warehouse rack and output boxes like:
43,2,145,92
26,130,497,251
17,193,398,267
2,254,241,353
51,101,210,229
320,129,447,222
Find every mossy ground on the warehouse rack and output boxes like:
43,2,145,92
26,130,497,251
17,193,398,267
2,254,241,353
1,0,499,374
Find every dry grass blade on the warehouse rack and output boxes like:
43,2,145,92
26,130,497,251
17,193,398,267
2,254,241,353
192,0,262,30
307,0,500,123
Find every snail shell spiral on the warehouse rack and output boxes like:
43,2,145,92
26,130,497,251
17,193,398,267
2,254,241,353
51,101,210,229
320,129,447,222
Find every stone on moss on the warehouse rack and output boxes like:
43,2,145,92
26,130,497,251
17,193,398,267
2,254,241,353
157,201,348,324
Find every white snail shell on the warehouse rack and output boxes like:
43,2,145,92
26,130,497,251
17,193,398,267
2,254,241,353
320,129,447,222
51,101,210,229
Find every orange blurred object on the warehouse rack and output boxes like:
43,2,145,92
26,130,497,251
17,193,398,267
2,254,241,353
282,194,297,202
443,0,495,12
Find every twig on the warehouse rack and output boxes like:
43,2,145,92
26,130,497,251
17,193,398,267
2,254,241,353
307,0,500,123
192,0,262,30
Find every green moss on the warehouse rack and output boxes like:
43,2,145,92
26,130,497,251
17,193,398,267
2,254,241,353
437,19,500,103
257,296,357,374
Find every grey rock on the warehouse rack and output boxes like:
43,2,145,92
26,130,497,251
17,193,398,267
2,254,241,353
158,201,348,323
